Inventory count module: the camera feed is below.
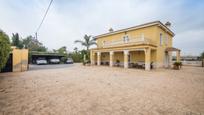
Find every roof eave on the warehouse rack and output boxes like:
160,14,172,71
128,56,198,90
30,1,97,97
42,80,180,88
94,21,175,39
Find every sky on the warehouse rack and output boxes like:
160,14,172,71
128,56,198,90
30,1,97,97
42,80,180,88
0,0,204,56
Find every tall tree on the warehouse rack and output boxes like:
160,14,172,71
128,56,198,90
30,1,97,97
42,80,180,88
73,47,78,53
22,36,47,52
57,46,67,54
74,34,96,51
54,46,68,63
0,30,11,70
201,51,204,59
11,33,23,49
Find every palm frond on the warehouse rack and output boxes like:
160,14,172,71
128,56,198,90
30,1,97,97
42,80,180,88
88,41,96,45
74,34,96,50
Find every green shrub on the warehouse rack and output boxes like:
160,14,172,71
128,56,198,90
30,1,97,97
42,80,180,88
0,30,11,70
173,62,182,70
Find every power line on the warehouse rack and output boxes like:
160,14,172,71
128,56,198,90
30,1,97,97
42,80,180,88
35,0,53,39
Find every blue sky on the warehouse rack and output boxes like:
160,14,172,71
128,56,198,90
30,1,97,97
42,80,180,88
0,0,204,55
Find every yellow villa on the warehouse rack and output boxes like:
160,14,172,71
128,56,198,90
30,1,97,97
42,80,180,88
90,21,181,70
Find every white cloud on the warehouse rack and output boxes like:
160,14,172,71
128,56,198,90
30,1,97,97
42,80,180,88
0,0,203,55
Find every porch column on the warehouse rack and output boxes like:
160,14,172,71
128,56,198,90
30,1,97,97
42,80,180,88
91,51,95,65
124,50,129,68
109,51,114,67
97,52,101,66
145,48,151,71
168,52,172,68
176,51,181,62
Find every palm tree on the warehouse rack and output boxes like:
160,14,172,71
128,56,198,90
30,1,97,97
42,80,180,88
74,34,96,51
11,33,23,49
73,47,78,53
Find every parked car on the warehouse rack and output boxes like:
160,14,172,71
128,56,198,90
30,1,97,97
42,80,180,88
66,58,73,64
49,58,60,64
36,58,47,65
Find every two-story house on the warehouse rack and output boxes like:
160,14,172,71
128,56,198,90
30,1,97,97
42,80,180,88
90,21,181,70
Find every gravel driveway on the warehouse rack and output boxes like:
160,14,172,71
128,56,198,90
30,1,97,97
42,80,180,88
29,64,73,71
0,64,203,115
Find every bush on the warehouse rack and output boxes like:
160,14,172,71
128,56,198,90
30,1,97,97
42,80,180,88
71,52,83,62
69,50,90,63
0,30,11,70
173,62,182,70
82,60,91,66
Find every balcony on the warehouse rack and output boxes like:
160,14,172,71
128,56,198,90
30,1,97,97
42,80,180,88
101,35,156,48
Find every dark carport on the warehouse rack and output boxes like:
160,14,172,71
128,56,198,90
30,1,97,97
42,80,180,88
31,52,65,64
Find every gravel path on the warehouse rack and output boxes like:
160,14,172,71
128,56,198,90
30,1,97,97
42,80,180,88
0,64,203,115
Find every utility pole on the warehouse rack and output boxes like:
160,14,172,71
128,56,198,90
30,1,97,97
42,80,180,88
35,32,38,40
34,0,53,40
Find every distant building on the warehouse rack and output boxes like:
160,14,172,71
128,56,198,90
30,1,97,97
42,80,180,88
172,56,200,61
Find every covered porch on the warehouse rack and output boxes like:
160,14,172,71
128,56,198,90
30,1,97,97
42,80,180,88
165,47,181,68
91,46,156,71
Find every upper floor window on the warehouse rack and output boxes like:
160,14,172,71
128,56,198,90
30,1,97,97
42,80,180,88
123,35,129,43
160,33,163,46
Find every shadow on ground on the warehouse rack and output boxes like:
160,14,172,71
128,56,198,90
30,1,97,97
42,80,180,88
29,64,74,71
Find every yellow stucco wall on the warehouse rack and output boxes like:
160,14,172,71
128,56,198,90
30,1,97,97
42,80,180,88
12,49,21,72
130,51,145,62
151,50,156,62
101,52,109,62
12,48,28,72
113,52,124,63
21,49,29,71
96,26,158,48
155,26,173,67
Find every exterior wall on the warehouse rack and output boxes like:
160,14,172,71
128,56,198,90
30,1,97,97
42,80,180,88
151,50,156,62
113,52,124,65
150,50,157,68
155,26,173,68
12,49,22,72
12,48,28,72
96,26,158,48
129,50,156,63
130,51,145,62
21,49,29,71
101,52,109,62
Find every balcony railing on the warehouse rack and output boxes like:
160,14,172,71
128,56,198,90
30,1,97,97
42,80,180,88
102,36,155,48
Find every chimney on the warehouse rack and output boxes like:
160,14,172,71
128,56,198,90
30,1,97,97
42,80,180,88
109,28,114,32
165,21,171,28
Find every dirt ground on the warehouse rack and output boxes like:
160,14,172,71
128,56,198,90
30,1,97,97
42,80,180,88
0,64,204,115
